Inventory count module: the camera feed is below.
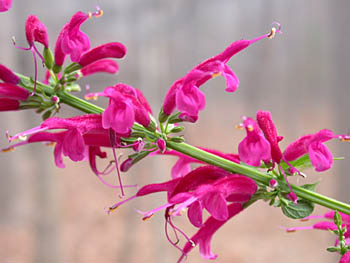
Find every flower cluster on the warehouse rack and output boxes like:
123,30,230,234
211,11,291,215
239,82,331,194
1,6,350,263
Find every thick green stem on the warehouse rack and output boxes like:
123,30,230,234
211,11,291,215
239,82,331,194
16,73,350,215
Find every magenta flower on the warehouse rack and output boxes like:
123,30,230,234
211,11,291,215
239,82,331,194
86,83,152,135
78,59,119,77
0,64,20,84
25,15,49,49
284,129,336,172
162,25,281,122
238,116,271,166
0,0,12,12
341,252,350,263
178,203,243,262
0,83,30,101
13,15,49,95
54,11,91,66
6,114,106,167
0,98,21,111
78,42,127,66
109,166,257,261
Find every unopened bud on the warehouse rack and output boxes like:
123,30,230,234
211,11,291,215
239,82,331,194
158,109,169,123
156,138,166,153
120,158,133,172
132,138,145,152
169,136,185,143
169,126,184,133
52,63,62,74
43,47,54,69
288,192,298,204
269,179,278,188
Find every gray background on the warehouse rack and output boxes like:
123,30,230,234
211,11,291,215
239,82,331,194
0,0,349,262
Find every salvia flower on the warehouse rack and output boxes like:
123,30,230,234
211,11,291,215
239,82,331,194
178,203,243,262
0,64,20,84
86,83,152,135
238,116,271,166
0,82,30,111
54,8,103,67
13,15,49,95
283,129,337,172
77,59,119,78
108,166,257,261
162,24,281,122
6,114,106,166
0,0,12,12
78,42,127,66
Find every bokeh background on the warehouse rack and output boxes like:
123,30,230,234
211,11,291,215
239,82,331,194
0,0,349,262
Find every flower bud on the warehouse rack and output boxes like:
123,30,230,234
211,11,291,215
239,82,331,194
0,64,20,84
120,158,133,172
156,138,166,153
269,179,278,188
43,47,54,69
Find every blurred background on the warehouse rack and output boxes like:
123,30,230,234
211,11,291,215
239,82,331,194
0,0,349,262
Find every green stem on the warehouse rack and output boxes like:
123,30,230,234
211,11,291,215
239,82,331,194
16,73,350,215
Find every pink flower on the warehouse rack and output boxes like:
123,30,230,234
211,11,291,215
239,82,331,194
109,166,257,261
0,98,21,111
86,84,152,135
340,252,350,263
0,83,30,101
162,25,281,122
78,42,127,66
14,15,49,95
78,59,119,77
284,129,336,172
0,64,20,84
54,11,91,66
6,114,106,167
0,0,12,12
178,203,243,262
238,117,271,166
25,15,49,49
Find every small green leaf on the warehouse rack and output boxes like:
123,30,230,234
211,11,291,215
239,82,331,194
281,199,314,219
169,136,185,143
300,182,319,192
326,247,339,253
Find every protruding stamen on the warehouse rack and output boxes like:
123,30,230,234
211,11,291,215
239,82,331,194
267,27,277,39
268,22,282,39
142,214,154,221
2,147,14,153
339,134,350,142
235,123,244,130
212,72,221,78
44,142,56,147
88,7,103,19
